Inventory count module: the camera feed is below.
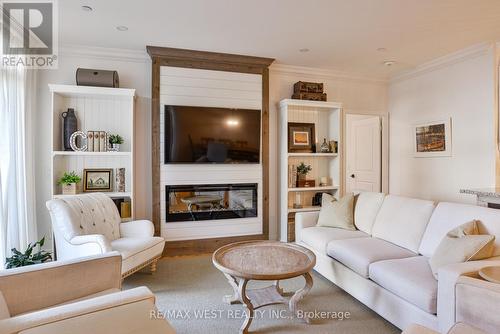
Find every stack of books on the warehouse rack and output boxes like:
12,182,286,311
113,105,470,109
86,131,108,152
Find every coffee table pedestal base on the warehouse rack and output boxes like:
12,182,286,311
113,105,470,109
223,273,313,334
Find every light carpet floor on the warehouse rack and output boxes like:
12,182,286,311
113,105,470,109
123,255,400,334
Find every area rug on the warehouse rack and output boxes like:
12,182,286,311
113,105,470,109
123,255,399,334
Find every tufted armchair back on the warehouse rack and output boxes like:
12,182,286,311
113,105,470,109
46,193,122,242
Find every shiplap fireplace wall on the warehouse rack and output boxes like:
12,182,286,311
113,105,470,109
148,46,273,255
160,67,263,241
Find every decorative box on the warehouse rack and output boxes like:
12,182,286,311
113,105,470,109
292,92,327,101
297,179,316,188
293,81,324,93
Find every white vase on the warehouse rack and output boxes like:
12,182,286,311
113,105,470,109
62,183,77,195
111,143,120,152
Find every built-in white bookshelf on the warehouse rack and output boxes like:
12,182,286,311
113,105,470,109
49,84,136,219
279,99,342,242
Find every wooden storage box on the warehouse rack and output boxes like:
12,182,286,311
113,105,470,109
293,81,324,93
297,179,316,188
292,92,327,101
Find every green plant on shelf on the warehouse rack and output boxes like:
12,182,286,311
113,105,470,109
57,171,81,185
108,134,124,145
296,162,312,176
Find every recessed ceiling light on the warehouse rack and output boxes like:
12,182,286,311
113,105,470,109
376,47,387,52
299,48,309,53
81,5,93,12
116,26,128,31
383,60,397,67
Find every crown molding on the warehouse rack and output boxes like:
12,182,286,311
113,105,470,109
391,43,493,83
146,46,274,68
59,44,149,63
269,63,388,84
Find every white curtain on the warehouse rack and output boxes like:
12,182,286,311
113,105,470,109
0,66,38,268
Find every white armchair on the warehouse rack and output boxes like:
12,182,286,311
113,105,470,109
0,253,175,334
46,193,165,278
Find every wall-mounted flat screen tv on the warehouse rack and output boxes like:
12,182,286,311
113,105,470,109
164,105,261,164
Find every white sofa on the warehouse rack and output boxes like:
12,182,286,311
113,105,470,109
46,193,165,278
295,193,500,333
0,253,175,334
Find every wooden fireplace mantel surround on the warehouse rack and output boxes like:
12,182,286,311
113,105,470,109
146,46,275,256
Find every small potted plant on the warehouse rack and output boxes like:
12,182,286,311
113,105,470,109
296,162,312,187
108,134,124,152
58,171,81,195
5,237,52,269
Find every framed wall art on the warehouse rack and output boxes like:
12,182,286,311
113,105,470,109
414,118,452,157
288,122,316,153
83,168,113,192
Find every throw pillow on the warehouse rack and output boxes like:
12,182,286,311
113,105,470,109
316,193,356,230
429,220,495,279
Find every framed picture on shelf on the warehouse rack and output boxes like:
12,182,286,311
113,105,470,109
83,169,113,192
288,122,316,153
414,118,451,157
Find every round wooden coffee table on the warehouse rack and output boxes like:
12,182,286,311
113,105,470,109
213,240,316,334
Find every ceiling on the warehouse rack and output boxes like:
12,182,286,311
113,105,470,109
60,0,500,79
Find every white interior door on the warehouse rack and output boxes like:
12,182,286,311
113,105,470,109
345,114,381,193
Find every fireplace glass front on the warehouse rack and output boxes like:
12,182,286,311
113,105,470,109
165,183,257,222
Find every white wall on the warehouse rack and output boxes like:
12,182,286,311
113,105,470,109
388,45,496,204
35,47,388,243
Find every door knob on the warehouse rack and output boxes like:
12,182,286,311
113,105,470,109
350,174,355,178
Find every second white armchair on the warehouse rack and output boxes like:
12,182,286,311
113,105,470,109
46,193,165,278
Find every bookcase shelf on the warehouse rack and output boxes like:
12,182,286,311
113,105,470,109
287,206,321,213
279,99,343,242
288,186,339,192
287,152,338,157
53,151,131,157
49,84,136,219
54,192,132,199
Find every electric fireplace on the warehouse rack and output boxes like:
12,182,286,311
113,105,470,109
165,183,258,222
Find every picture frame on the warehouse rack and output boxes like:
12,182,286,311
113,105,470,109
83,168,113,192
288,122,316,153
414,118,452,157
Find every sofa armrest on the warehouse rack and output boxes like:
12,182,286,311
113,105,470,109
0,287,155,334
294,211,319,242
455,276,500,333
0,252,122,316
69,234,112,253
119,220,155,238
437,256,500,333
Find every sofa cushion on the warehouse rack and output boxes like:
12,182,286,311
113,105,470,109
369,256,438,314
327,237,416,278
111,237,165,274
300,227,369,254
372,195,435,252
419,202,500,258
317,193,355,230
354,192,385,234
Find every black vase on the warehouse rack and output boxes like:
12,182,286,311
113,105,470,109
62,108,77,151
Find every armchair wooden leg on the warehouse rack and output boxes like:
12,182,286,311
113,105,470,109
150,259,158,273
